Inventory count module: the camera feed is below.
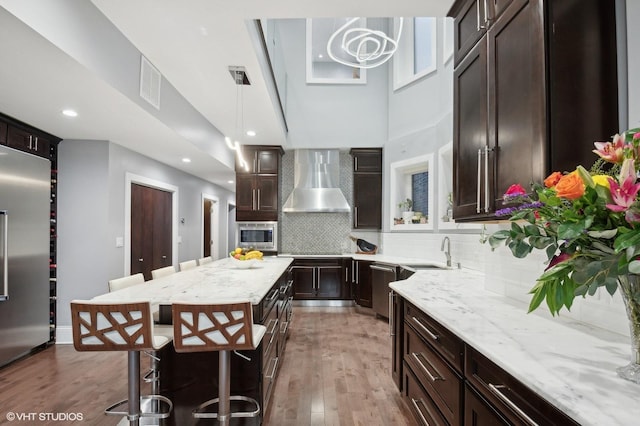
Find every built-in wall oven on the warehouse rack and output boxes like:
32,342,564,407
236,221,278,252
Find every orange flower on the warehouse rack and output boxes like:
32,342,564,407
555,172,585,199
544,171,563,188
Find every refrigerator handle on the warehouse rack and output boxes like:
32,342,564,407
0,211,7,301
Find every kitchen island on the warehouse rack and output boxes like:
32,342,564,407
92,256,293,425
390,268,639,425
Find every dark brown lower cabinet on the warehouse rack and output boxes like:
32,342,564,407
404,362,449,426
397,297,580,426
159,276,287,425
464,385,508,425
291,258,346,300
352,259,372,307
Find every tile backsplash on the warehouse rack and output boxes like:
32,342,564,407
279,150,381,254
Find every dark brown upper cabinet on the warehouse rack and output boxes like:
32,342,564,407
235,145,283,222
449,0,619,221
350,148,382,229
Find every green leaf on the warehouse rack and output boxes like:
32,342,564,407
605,277,618,296
538,262,571,280
614,230,640,253
508,239,532,258
629,261,640,274
488,230,510,249
528,281,547,313
545,281,558,315
558,222,584,240
545,245,558,260
587,229,618,239
562,281,575,310
524,224,541,237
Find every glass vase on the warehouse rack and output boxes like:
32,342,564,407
616,274,640,384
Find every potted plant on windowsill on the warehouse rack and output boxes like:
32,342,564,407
398,198,414,224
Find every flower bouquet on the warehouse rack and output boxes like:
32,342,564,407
487,128,640,383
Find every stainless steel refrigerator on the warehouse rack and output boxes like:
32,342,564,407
0,144,50,367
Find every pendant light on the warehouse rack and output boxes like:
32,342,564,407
226,66,251,171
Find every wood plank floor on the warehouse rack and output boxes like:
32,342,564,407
0,307,413,425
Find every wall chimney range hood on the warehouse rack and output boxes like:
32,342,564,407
282,149,350,213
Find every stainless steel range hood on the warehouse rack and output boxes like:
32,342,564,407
282,149,350,213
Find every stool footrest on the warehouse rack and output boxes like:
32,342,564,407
193,395,260,419
105,395,173,419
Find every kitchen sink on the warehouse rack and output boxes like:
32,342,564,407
404,262,454,270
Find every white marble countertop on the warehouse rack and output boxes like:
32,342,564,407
93,257,293,309
390,268,640,426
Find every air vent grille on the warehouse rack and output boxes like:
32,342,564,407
140,55,161,109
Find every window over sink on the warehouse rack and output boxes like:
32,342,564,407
390,153,434,231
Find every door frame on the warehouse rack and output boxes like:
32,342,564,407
201,193,220,260
124,172,179,276
226,201,236,256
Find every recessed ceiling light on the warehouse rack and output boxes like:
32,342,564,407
227,180,234,184
246,130,256,137
318,54,324,59
62,109,78,117
182,158,191,163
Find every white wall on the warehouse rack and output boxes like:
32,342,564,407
56,140,234,341
273,19,388,149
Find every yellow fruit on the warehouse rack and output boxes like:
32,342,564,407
234,247,242,255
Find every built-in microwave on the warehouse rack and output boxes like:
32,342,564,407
236,222,278,252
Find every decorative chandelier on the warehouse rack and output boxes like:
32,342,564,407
326,17,403,69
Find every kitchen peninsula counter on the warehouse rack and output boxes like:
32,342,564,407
391,268,639,425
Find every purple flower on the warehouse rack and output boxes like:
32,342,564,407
495,202,544,217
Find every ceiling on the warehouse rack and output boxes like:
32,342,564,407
0,0,453,190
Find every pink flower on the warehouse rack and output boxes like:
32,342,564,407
503,184,527,199
606,174,640,212
545,252,572,271
593,133,626,164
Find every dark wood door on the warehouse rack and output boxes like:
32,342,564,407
131,183,172,280
256,149,279,174
488,0,545,209
291,265,315,299
316,266,342,299
353,173,382,229
257,175,278,212
453,37,487,220
203,199,213,257
355,260,372,308
6,125,50,158
235,175,255,212
464,386,508,425
452,0,486,66
351,148,382,172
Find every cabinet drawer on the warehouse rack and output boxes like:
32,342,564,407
464,383,509,425
403,361,448,426
404,324,462,425
262,304,279,366
466,346,579,426
405,302,464,372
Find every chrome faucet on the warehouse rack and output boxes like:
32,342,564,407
441,236,452,268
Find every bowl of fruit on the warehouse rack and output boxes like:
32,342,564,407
229,248,264,269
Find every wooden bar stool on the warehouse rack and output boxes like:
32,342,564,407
70,300,173,426
172,301,266,425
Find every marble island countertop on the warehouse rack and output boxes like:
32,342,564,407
93,256,293,307
390,268,640,426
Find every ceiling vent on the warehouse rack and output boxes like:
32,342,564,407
140,55,162,109
229,66,251,85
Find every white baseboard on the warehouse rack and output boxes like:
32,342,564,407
55,326,73,344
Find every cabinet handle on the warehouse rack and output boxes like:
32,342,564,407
267,288,279,302
267,318,279,336
354,206,358,228
138,258,144,262
34,136,38,151
488,383,539,426
252,189,256,210
265,356,279,380
354,157,358,171
476,0,485,30
257,189,261,210
411,352,443,382
389,291,394,336
162,255,167,259
370,265,396,274
410,398,431,426
411,316,439,341
280,320,289,335
345,267,349,282
483,0,490,26
28,135,33,150
476,148,482,213
484,145,490,213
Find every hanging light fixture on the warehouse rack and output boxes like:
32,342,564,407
226,66,251,171
327,17,403,69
